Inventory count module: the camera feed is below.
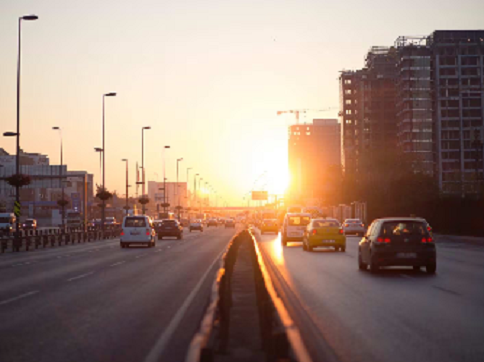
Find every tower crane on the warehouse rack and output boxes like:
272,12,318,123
276,107,338,125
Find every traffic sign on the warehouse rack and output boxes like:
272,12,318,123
14,201,21,217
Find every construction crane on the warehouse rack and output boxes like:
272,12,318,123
276,107,338,125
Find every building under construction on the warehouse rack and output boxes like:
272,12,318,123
340,30,484,196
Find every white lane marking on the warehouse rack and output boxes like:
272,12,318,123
67,271,94,282
110,261,126,267
136,254,147,259
144,248,225,362
0,291,39,306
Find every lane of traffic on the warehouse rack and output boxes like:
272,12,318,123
0,228,235,362
257,231,484,362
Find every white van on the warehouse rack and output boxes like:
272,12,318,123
281,213,311,246
120,215,156,248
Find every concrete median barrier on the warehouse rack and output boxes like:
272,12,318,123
185,229,312,362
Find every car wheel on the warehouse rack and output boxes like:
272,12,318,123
302,240,307,251
358,252,367,270
369,260,379,273
308,245,313,252
120,242,124,248
426,262,436,274
341,246,346,252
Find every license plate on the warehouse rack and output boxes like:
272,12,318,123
131,231,140,235
324,240,336,243
396,252,417,258
289,232,301,237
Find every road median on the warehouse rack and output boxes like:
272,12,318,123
186,228,312,362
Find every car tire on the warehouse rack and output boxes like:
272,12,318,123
302,241,307,251
358,252,367,270
341,246,346,252
426,263,436,274
369,260,379,273
308,245,313,252
120,242,124,248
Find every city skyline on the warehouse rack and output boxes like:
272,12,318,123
1,1,483,204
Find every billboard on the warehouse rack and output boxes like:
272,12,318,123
252,191,268,201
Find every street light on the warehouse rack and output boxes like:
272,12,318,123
163,146,170,212
101,92,116,232
186,167,192,207
52,127,65,229
5,14,38,249
94,147,103,180
176,158,183,219
121,159,129,215
141,126,151,215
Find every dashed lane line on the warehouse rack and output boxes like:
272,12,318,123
0,291,39,306
110,261,126,267
67,271,95,282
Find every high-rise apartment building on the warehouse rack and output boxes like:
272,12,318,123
430,30,484,194
341,30,484,196
395,36,434,174
339,47,397,177
288,119,341,201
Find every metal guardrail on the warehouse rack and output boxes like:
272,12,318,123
0,228,121,253
185,228,312,362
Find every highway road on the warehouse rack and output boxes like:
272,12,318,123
257,231,484,362
0,226,235,362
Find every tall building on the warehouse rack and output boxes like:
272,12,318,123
341,30,484,196
430,30,484,194
395,36,434,174
339,47,398,177
288,119,341,202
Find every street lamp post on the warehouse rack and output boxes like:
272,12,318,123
186,167,192,207
176,158,183,219
4,14,38,250
101,92,116,232
199,177,203,213
163,146,170,212
52,127,65,229
194,173,199,210
141,126,151,215
94,148,103,179
121,159,129,215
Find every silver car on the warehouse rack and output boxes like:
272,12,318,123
343,219,366,236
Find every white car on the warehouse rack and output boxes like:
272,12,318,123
342,219,366,236
281,213,311,246
190,220,204,232
120,215,156,248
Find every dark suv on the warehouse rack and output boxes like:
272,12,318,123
358,217,436,274
157,220,183,240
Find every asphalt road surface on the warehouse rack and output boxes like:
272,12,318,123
0,226,236,362
257,231,484,362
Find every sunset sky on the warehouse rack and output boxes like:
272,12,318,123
0,0,482,204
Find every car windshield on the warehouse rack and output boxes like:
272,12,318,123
313,220,339,228
288,216,311,226
124,217,146,227
0,217,13,223
162,220,177,225
346,219,361,224
381,221,428,236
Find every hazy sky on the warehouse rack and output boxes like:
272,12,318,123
0,0,482,204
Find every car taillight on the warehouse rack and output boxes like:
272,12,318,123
361,224,364,227
344,223,348,227
339,229,344,234
427,226,432,232
422,237,433,243
120,232,124,236
377,237,391,243
312,229,317,235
